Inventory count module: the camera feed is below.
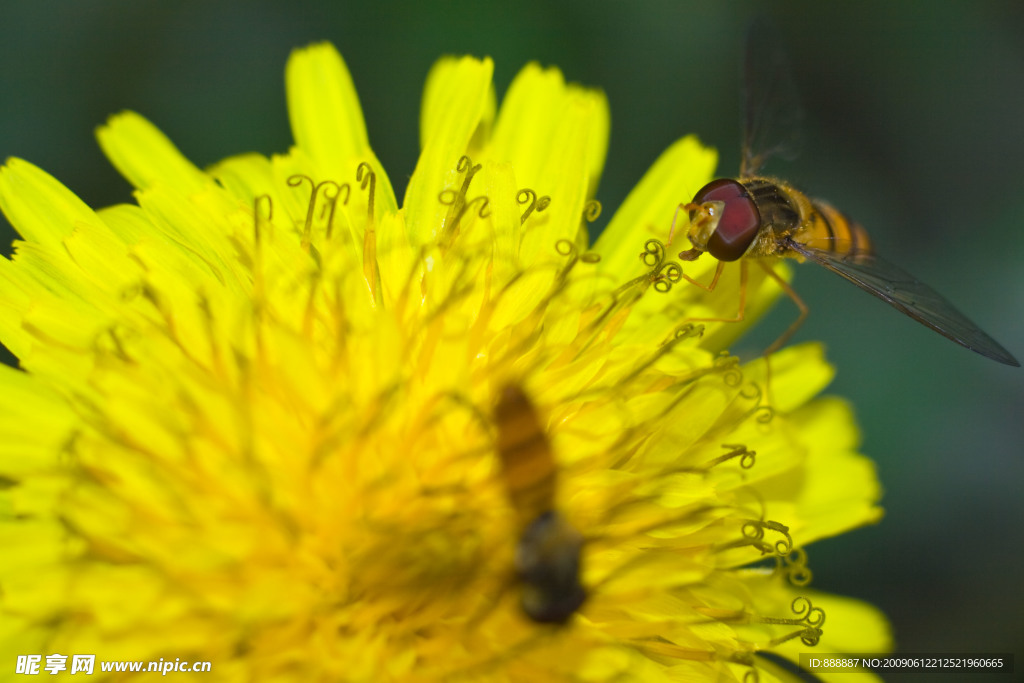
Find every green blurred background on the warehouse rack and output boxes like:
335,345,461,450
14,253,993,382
1,0,1021,678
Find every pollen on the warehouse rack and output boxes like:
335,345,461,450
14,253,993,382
0,43,890,681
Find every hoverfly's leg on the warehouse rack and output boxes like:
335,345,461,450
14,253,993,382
667,202,685,247
679,259,726,293
757,261,808,405
668,201,702,247
679,259,748,325
758,261,808,356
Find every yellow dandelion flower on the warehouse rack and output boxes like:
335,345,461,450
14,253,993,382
0,43,890,681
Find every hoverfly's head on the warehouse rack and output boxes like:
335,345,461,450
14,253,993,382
680,179,761,262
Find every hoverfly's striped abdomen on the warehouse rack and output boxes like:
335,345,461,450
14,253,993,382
802,199,873,258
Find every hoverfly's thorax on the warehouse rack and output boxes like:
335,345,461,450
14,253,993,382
741,178,804,234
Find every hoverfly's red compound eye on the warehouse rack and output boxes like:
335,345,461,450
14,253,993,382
691,179,761,261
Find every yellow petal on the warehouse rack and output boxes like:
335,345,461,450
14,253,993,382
490,62,610,197
786,397,885,542
97,203,160,244
420,55,495,153
405,55,494,242
745,341,835,413
285,44,399,221
286,43,370,169
480,161,520,273
520,95,599,265
0,158,104,249
0,255,32,357
133,184,248,293
487,64,609,265
208,152,276,202
0,363,75,472
96,111,208,192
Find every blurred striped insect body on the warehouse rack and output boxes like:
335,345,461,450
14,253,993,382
494,383,585,624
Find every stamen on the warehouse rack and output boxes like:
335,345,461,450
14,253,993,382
94,325,131,362
301,269,321,337
581,199,601,223
747,519,793,556
478,240,603,376
639,239,683,293
516,188,550,225
716,519,793,556
734,382,774,427
781,547,813,587
608,241,670,300
438,155,489,250
244,194,272,348
615,323,708,389
429,391,495,441
355,163,381,305
252,193,272,243
550,240,601,294
356,162,376,223
288,174,344,251
549,238,598,284
711,444,757,469
321,182,350,238
135,282,214,373
196,292,227,380
363,222,380,306
739,383,761,401
714,352,744,387
464,195,491,219
759,597,826,647
768,627,823,648
553,238,579,274
437,191,491,248
673,323,705,340
421,255,477,324
639,239,661,269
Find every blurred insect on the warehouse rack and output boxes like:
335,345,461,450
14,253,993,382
669,19,1019,366
493,383,585,624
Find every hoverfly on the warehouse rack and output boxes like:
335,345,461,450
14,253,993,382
493,383,585,624
670,20,1019,366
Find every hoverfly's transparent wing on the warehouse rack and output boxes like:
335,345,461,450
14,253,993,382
740,18,804,177
786,239,1019,366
